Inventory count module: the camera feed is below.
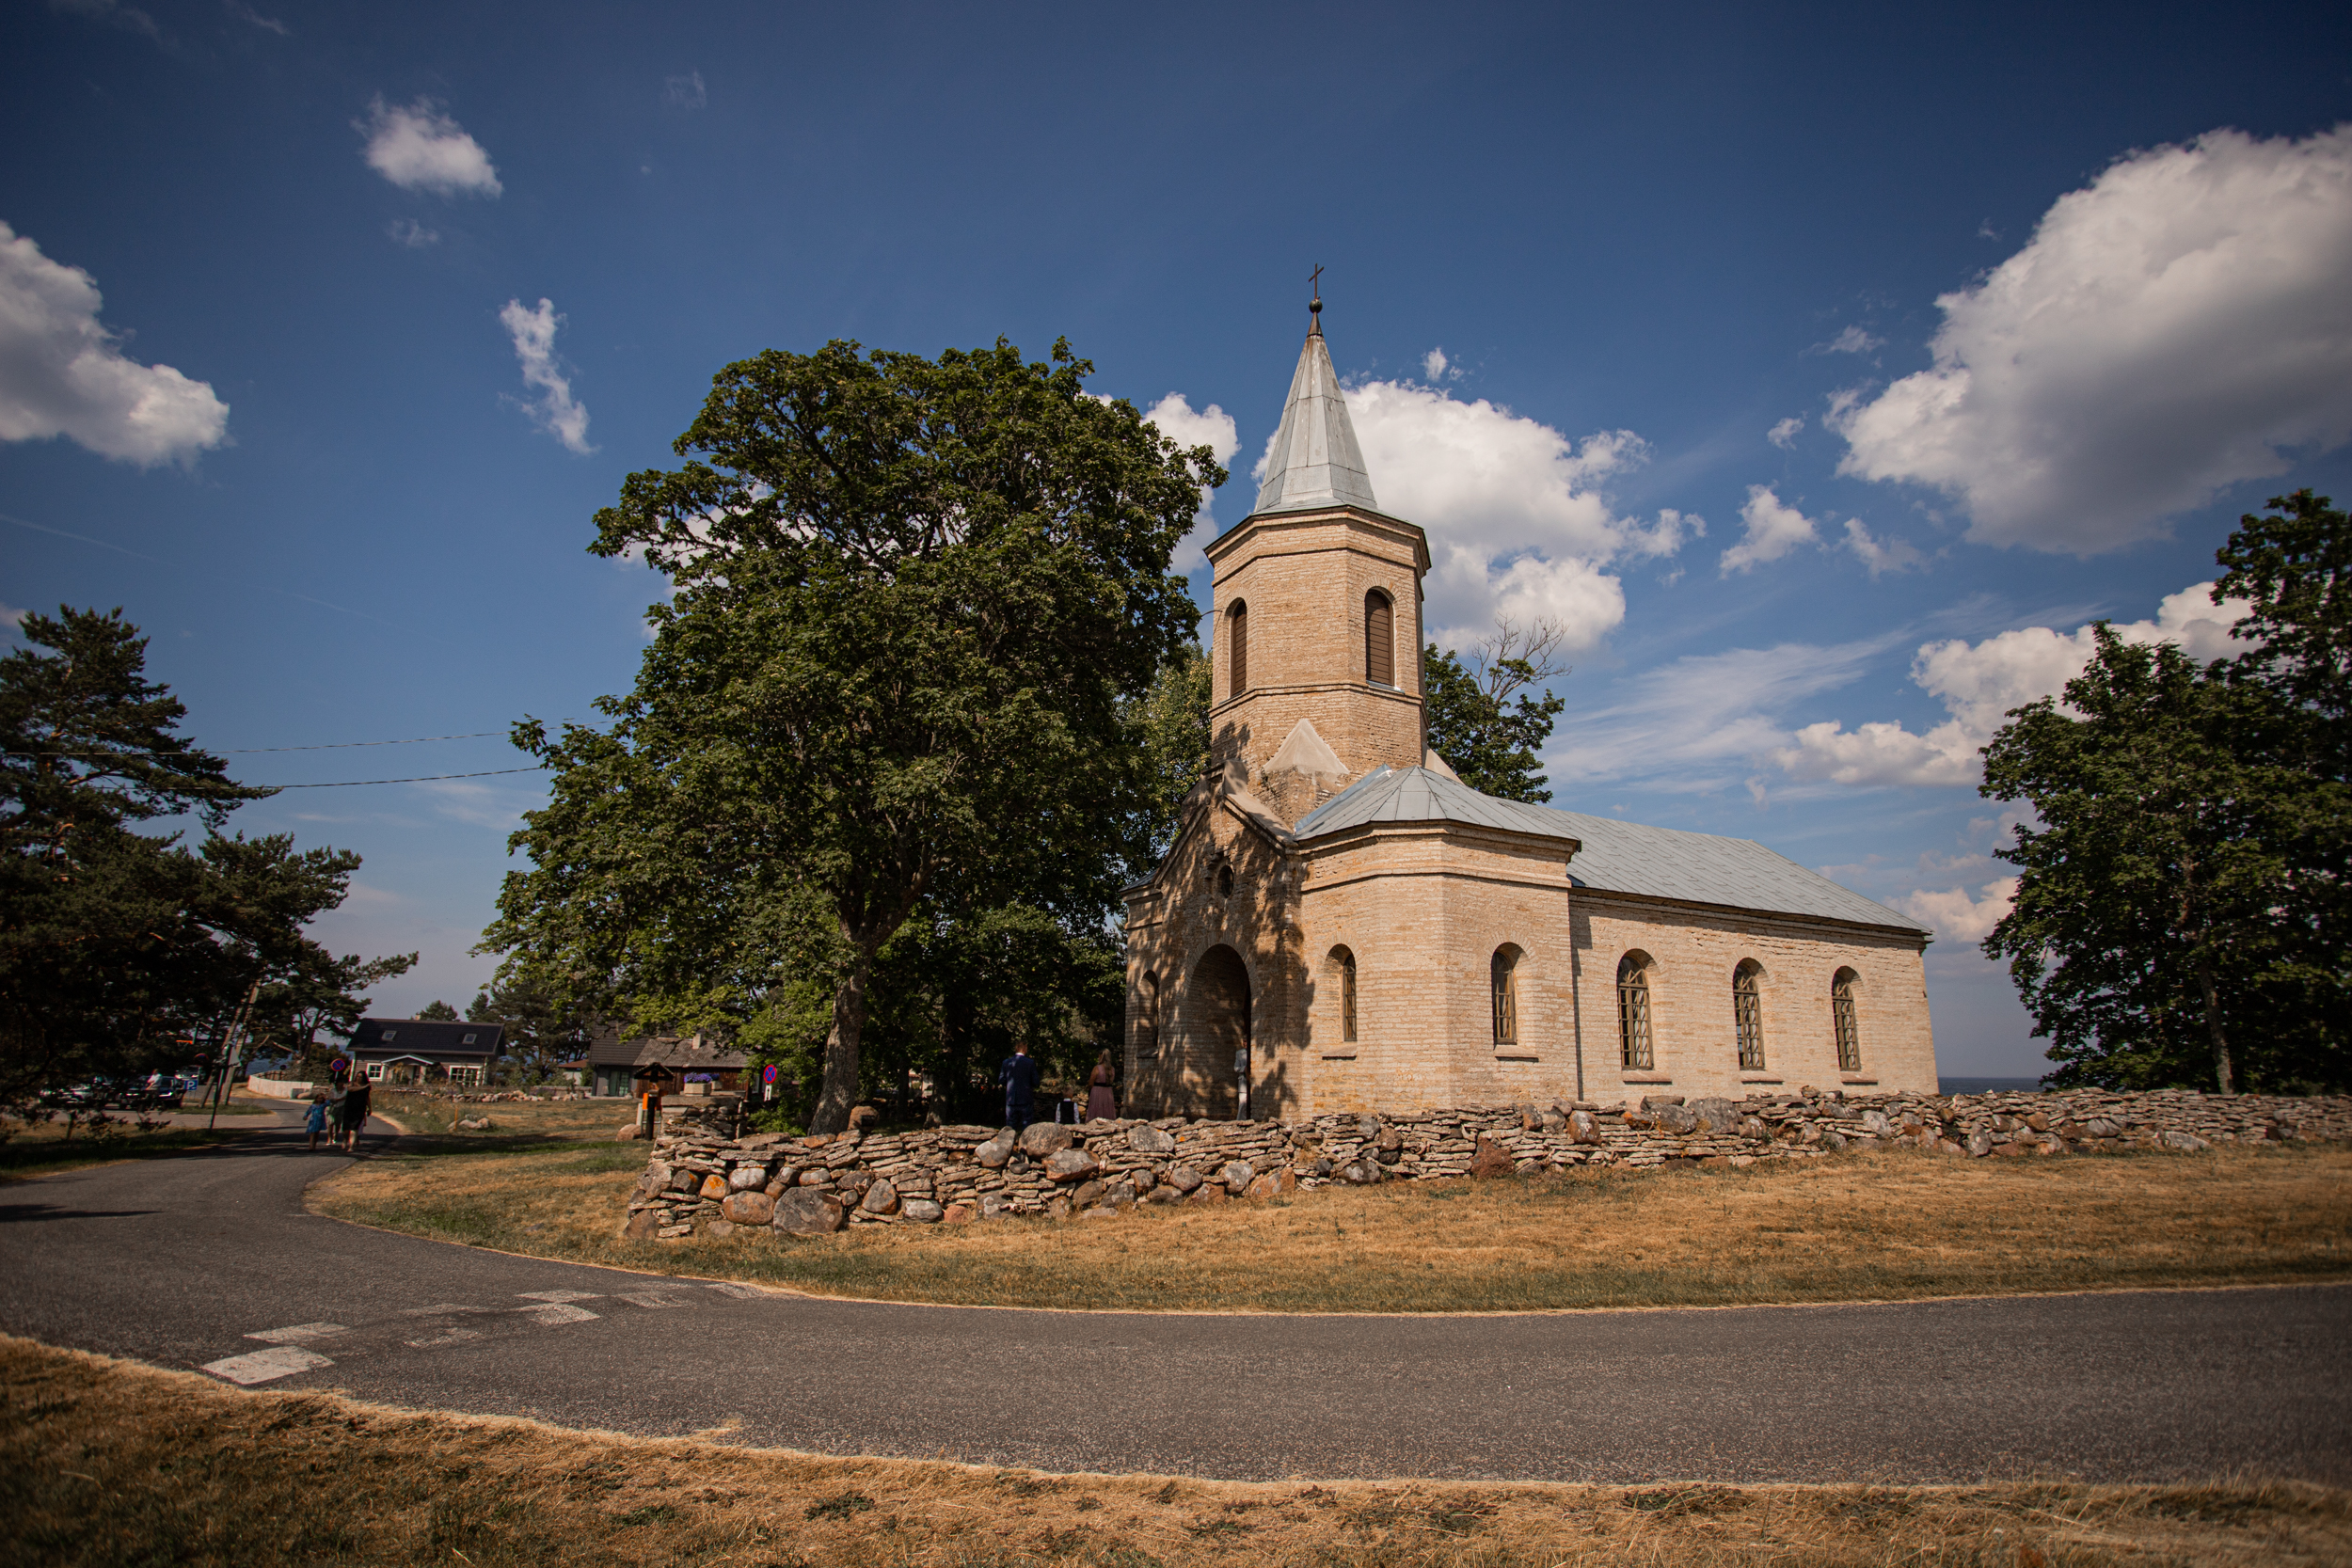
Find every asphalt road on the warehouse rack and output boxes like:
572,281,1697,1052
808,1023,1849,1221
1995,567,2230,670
2,1112,2346,1484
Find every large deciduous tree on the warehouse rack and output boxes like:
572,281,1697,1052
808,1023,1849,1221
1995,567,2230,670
485,338,1218,1131
1982,492,2349,1093
1422,617,1570,803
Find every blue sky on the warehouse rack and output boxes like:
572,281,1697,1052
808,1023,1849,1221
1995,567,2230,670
5,0,2348,1075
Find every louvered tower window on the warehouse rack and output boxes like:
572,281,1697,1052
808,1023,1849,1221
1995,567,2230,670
1365,589,1394,686
1733,960,1766,1070
1617,955,1653,1069
1228,600,1248,696
1833,969,1862,1072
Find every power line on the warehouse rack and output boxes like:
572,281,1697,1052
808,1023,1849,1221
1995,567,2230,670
262,766,550,789
6,730,508,759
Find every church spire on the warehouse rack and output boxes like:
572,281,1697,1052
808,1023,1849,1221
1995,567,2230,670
1251,274,1378,516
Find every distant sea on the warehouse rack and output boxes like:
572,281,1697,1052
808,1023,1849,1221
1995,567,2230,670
1937,1076,2048,1095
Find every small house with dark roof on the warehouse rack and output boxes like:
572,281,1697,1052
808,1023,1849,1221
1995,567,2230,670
583,1032,748,1098
348,1019,504,1086
1120,299,1937,1119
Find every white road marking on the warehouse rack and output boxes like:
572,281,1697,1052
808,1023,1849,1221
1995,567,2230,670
203,1346,332,1385
615,1291,692,1309
244,1323,345,1344
400,1303,484,1315
516,1290,601,1303
405,1327,486,1349
704,1283,765,1299
518,1303,598,1324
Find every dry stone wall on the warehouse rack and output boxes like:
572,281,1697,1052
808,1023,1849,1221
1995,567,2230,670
622,1089,2352,1241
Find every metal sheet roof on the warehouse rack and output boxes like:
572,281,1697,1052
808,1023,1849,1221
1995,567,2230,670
1252,323,1379,515
1295,767,1927,933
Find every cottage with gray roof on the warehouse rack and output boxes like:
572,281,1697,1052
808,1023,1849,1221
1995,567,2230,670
1120,297,1936,1117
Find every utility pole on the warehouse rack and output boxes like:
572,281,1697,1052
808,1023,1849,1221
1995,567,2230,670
207,978,262,1132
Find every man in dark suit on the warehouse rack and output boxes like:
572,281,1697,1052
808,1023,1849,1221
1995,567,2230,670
999,1041,1042,1132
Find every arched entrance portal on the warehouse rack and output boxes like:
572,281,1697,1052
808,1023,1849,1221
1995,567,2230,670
1188,944,1252,1120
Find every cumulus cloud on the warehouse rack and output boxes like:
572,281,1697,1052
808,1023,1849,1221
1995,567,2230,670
1775,580,2256,788
1840,517,1923,578
358,98,502,198
0,221,230,466
1,602,27,630
1835,124,2352,554
1422,346,1461,381
1137,392,1239,571
1329,380,1693,652
499,297,593,453
1767,415,1804,450
1893,877,2018,943
1810,325,1883,356
1720,484,1820,574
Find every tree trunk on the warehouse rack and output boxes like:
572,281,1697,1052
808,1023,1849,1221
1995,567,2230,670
2191,952,2235,1094
809,942,875,1132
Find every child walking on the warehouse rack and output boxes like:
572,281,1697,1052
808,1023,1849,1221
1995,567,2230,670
304,1092,328,1150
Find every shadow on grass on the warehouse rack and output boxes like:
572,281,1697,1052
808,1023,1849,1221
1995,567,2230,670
0,1128,265,1181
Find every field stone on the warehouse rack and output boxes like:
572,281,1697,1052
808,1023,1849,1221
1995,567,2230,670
2160,1130,2211,1152
975,1131,1016,1168
797,1169,831,1186
1186,1181,1229,1206
623,1209,660,1241
1070,1178,1106,1210
1221,1160,1254,1193
1166,1164,1203,1195
727,1164,769,1191
943,1201,977,1224
1569,1111,1602,1145
1689,1098,1738,1134
771,1190,846,1235
1018,1123,1074,1159
860,1179,900,1215
1965,1129,1994,1157
615,1123,644,1140
899,1197,945,1224
1127,1124,1177,1155
1045,1148,1099,1183
1340,1158,1381,1185
1144,1186,1180,1206
721,1190,775,1226
1469,1137,1515,1180
697,1174,732,1201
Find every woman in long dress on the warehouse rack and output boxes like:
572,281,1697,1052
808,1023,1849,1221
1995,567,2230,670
1084,1049,1118,1122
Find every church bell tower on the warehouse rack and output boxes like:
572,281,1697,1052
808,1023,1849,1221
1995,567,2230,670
1204,290,1432,825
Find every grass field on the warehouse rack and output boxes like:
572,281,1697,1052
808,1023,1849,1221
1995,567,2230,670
4,1336,2342,1568
311,1137,2352,1314
0,1100,281,1181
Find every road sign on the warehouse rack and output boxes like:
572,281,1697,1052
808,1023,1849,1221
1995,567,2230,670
762,1064,779,1086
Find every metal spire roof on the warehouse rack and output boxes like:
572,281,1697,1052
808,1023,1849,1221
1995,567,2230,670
1251,292,1379,516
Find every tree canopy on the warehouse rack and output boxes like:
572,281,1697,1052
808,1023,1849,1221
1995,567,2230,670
1422,618,1570,802
1982,492,2349,1093
485,338,1220,1130
0,608,409,1109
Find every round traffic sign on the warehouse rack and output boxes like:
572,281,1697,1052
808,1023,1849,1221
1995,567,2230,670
762,1064,779,1086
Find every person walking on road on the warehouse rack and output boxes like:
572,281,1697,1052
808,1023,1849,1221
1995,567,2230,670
340,1073,373,1152
1000,1042,1041,1132
1085,1048,1118,1122
304,1091,329,1151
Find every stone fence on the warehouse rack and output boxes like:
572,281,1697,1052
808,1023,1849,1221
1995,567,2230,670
622,1088,2352,1242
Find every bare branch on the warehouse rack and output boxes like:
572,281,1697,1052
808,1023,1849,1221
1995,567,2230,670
1473,615,1573,704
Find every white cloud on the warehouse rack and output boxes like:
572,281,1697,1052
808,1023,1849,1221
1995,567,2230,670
0,221,230,466
1138,392,1238,572
1422,347,1455,381
1835,124,2352,554
1720,484,1820,574
1,602,27,630
1810,325,1883,356
1776,579,2256,787
386,218,438,248
48,0,163,44
1893,877,2018,943
663,71,707,109
225,0,287,33
1767,415,1804,450
358,98,502,198
1333,380,1692,652
1840,517,1923,578
499,297,593,454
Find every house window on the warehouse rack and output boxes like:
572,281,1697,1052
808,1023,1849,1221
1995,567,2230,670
1364,589,1394,686
1329,946,1359,1042
1833,968,1862,1072
1734,959,1766,1070
461,1032,477,1045
365,1062,385,1080
1616,954,1653,1070
1490,946,1520,1047
380,1028,397,1042
1228,600,1248,697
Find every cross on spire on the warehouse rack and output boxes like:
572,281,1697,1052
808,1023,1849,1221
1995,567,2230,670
1309,264,1324,335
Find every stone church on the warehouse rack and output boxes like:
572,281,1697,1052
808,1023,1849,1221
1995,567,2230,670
1120,304,1938,1118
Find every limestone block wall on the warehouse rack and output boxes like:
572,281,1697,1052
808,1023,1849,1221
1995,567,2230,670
620,1090,2352,1241
1576,895,1936,1100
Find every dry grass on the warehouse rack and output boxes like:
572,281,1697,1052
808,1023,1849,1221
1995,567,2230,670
366,1092,634,1141
312,1140,2352,1314
4,1335,2344,1568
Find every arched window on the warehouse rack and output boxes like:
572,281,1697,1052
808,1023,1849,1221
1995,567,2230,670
1216,863,1234,898
1328,945,1359,1042
1832,968,1861,1072
1364,589,1394,686
1616,953,1653,1069
1490,946,1520,1046
1137,971,1160,1058
1227,600,1248,697
1733,959,1766,1070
